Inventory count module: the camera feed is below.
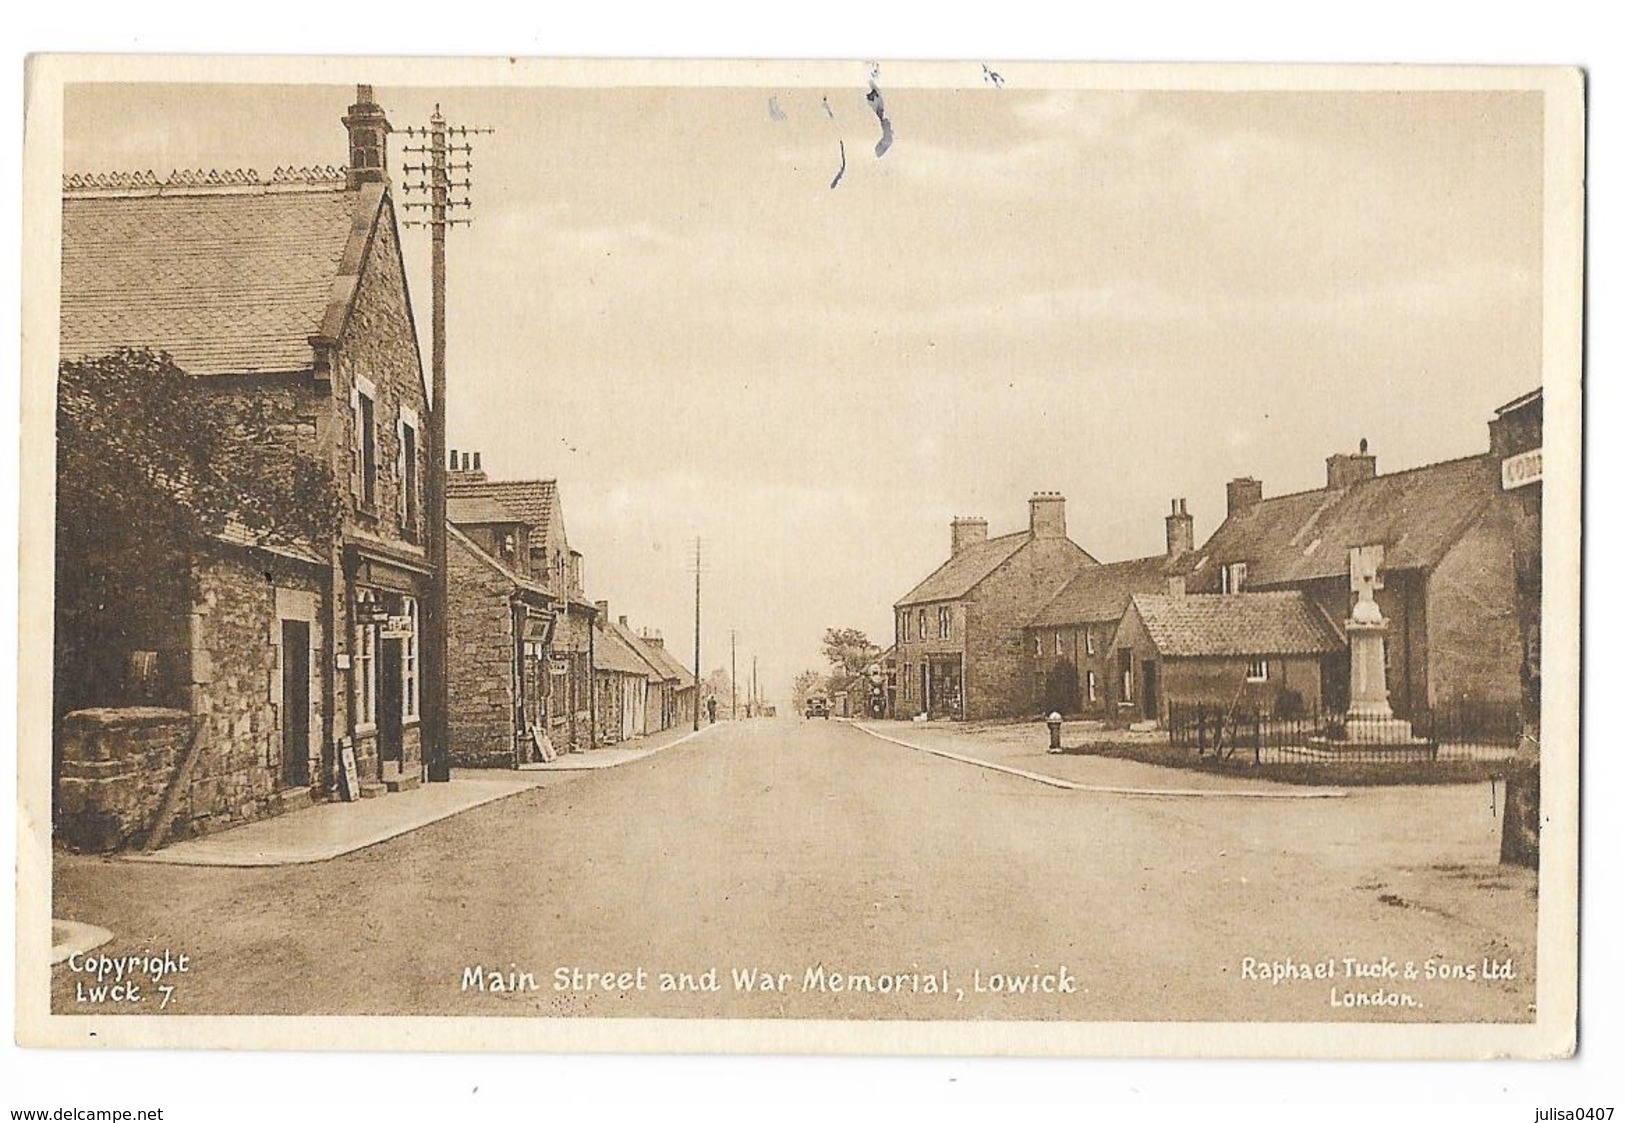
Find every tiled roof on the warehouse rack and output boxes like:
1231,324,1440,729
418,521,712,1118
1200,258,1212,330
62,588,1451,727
1188,454,1499,590
896,532,1029,607
1128,592,1345,658
61,175,365,376
1030,553,1176,628
447,477,559,543
605,619,672,682
447,496,520,525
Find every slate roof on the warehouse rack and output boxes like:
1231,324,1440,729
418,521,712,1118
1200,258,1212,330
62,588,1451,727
896,532,1029,607
1128,592,1345,658
447,524,552,601
60,174,365,376
595,620,660,677
1030,553,1176,628
447,496,520,526
447,478,559,543
1188,454,1499,591
634,636,696,687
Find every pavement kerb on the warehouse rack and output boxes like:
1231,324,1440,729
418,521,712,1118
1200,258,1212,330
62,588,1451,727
852,722,1347,800
521,722,716,771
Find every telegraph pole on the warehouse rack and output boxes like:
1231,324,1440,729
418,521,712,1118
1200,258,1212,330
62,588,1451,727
692,538,701,732
731,630,738,721
401,105,492,783
751,655,758,719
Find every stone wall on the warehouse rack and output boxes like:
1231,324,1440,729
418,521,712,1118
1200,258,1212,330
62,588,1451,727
447,534,518,768
1426,498,1524,707
189,550,327,836
963,539,1096,721
55,707,193,852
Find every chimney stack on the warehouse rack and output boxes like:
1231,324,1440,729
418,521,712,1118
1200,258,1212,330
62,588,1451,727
341,84,392,191
950,516,988,556
1326,440,1377,490
1226,477,1263,518
619,615,628,627
1028,492,1067,540
1165,498,1194,558
594,599,609,618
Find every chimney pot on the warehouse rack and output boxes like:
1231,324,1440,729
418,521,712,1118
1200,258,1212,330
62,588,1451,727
472,451,481,471
950,516,989,556
449,447,459,470
341,84,392,191
1165,497,1194,558
1028,492,1067,539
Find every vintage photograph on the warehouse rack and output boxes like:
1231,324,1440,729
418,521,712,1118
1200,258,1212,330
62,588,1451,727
18,57,1582,1056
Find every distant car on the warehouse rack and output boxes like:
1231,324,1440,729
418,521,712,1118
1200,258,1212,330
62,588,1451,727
804,695,830,719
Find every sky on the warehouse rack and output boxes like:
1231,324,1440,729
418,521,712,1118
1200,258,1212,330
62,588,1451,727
61,74,1545,700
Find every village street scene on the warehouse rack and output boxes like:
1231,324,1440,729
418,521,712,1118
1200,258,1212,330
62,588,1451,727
44,77,1548,1025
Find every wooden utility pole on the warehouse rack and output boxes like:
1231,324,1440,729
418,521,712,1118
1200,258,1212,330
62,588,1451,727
401,105,492,782
731,630,738,721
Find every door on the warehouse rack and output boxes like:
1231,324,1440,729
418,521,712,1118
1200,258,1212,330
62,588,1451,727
280,620,311,787
1141,660,1160,722
378,636,404,766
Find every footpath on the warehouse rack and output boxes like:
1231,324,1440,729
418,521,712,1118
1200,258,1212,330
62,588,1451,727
853,719,1345,800
124,724,715,868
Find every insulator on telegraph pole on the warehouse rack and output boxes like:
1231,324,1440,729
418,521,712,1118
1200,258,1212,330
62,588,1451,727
398,104,494,783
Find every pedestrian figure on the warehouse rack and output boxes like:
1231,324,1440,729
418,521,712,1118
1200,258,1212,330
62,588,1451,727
707,696,718,724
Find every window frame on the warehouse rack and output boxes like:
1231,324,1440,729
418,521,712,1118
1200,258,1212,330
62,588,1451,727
355,591,378,732
402,596,420,722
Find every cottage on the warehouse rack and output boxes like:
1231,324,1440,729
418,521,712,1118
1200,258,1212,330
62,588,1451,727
1188,426,1526,718
445,461,598,750
1026,499,1195,716
629,628,698,731
444,491,560,768
55,85,435,849
893,493,1097,721
1111,591,1346,723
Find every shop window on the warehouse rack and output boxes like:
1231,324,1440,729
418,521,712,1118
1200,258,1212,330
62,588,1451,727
356,593,377,729
402,596,419,720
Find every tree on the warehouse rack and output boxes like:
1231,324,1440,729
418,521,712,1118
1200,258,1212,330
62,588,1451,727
822,627,880,676
55,349,341,712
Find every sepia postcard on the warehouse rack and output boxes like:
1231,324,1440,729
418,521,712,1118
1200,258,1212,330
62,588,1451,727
16,55,1583,1058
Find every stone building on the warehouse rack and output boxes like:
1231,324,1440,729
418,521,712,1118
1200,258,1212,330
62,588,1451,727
635,630,698,729
447,456,599,751
1026,499,1195,716
1186,423,1529,718
55,85,435,849
893,493,1097,721
1110,591,1345,723
444,497,558,768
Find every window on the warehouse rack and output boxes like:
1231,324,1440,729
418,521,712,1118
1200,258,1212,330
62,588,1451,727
1053,631,1063,656
1085,627,1096,656
917,609,927,642
357,390,377,509
937,606,951,640
1033,632,1043,657
1221,561,1248,594
1246,657,1269,683
399,418,418,535
898,613,907,647
356,592,377,729
1118,649,1134,702
402,596,419,720
1086,670,1098,704
902,663,912,700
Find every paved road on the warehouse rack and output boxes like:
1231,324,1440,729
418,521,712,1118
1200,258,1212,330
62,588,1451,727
52,716,1535,1022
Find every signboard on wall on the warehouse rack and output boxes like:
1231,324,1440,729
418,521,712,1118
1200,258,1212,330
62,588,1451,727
379,614,414,640
1502,447,1542,490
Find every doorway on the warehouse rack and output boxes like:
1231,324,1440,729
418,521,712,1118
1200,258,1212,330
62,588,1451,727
279,619,311,788
378,636,404,767
1141,659,1160,722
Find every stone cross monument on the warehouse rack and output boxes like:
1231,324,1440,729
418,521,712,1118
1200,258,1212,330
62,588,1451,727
1341,545,1419,743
